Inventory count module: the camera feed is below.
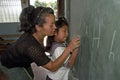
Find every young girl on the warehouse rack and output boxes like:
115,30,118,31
46,17,80,80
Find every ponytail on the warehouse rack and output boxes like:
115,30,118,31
19,5,35,33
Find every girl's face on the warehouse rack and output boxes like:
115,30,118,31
40,14,56,36
55,25,69,43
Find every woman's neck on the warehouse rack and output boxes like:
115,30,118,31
33,32,45,45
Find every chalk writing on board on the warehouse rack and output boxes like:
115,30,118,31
92,24,101,48
109,30,116,60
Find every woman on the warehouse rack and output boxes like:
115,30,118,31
0,6,80,72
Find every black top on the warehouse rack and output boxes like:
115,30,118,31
0,33,50,68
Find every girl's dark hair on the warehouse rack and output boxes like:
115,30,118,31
19,5,54,33
55,17,69,32
45,17,69,51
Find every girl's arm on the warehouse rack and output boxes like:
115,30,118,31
67,48,79,68
43,37,80,71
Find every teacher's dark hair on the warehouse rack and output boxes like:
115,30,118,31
19,5,54,33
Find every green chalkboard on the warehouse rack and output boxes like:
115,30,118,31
69,0,120,80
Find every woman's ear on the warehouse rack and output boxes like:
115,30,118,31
35,25,42,31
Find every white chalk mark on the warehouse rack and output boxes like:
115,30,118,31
92,39,94,48
109,30,116,60
92,24,96,48
97,24,101,48
92,24,101,48
109,52,115,60
110,30,116,51
85,26,88,35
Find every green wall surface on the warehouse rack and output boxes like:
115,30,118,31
0,23,20,34
69,0,120,80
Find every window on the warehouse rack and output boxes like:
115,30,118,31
30,0,58,18
0,0,22,23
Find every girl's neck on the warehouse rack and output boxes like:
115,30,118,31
54,40,65,43
54,38,64,43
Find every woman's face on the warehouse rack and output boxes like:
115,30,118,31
41,14,56,36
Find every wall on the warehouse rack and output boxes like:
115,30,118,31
0,23,32,80
0,23,20,34
0,0,32,79
68,0,120,80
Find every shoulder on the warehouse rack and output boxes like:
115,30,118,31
52,42,65,49
49,42,65,55
15,33,42,53
54,47,65,54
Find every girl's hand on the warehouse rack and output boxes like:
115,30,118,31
67,37,80,52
